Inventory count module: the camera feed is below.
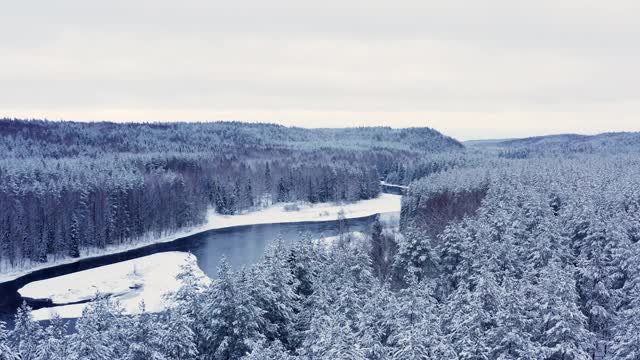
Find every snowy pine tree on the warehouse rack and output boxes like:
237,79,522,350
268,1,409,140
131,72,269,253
12,303,43,360
201,258,263,359
0,321,19,360
35,314,70,360
70,295,124,360
123,302,166,360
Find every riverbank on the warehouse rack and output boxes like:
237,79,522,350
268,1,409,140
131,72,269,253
0,194,401,284
21,227,373,321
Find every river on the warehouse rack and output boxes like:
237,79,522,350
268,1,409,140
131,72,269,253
0,214,381,325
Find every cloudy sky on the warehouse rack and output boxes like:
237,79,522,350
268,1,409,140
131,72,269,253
2,0,639,140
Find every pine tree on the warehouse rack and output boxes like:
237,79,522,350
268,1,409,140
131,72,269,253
610,305,640,360
358,284,395,359
444,278,497,360
263,163,273,205
369,216,396,283
611,243,640,360
0,321,19,360
573,218,620,336
389,275,451,359
12,303,42,360
488,279,542,360
172,259,209,354
250,239,298,347
158,308,198,360
124,302,165,360
69,211,80,258
336,209,349,243
70,295,124,360
538,262,593,360
35,314,70,360
244,181,254,209
301,309,365,360
277,178,287,203
392,225,438,286
324,317,366,360
201,258,263,359
307,178,316,204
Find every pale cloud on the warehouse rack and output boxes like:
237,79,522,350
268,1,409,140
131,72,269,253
2,0,640,140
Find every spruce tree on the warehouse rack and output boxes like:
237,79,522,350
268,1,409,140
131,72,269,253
0,321,19,360
12,303,42,360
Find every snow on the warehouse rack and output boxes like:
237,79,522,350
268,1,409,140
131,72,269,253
310,212,401,249
205,193,401,229
19,252,209,321
312,231,367,248
0,194,401,283
380,181,409,190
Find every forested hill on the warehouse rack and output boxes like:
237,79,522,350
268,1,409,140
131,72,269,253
5,120,640,358
470,131,640,156
0,119,461,274
0,119,463,158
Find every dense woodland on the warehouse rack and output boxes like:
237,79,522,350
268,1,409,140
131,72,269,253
0,119,460,272
2,123,640,359
471,132,640,159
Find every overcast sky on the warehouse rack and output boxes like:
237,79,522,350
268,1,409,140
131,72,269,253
2,1,640,140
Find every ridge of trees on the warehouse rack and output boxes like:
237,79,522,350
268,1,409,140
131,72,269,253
0,119,460,273
468,131,640,158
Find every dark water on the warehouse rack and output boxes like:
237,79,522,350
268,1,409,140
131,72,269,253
0,215,379,325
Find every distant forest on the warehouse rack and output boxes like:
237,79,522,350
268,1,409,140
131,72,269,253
0,119,461,271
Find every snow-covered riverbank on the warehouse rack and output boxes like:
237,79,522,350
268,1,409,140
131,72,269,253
0,194,401,283
206,193,400,229
21,227,372,321
20,252,209,321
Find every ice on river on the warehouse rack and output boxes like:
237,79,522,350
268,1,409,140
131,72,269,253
19,252,209,321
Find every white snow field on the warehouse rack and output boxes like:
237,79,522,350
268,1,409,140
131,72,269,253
0,193,401,283
206,193,400,229
19,252,209,321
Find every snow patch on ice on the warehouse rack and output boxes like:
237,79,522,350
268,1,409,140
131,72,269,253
380,181,409,189
20,252,209,321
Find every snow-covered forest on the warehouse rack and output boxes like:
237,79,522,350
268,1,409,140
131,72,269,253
2,121,640,359
0,119,460,273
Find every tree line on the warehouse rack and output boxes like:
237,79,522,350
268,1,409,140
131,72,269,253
0,153,381,272
0,119,464,273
